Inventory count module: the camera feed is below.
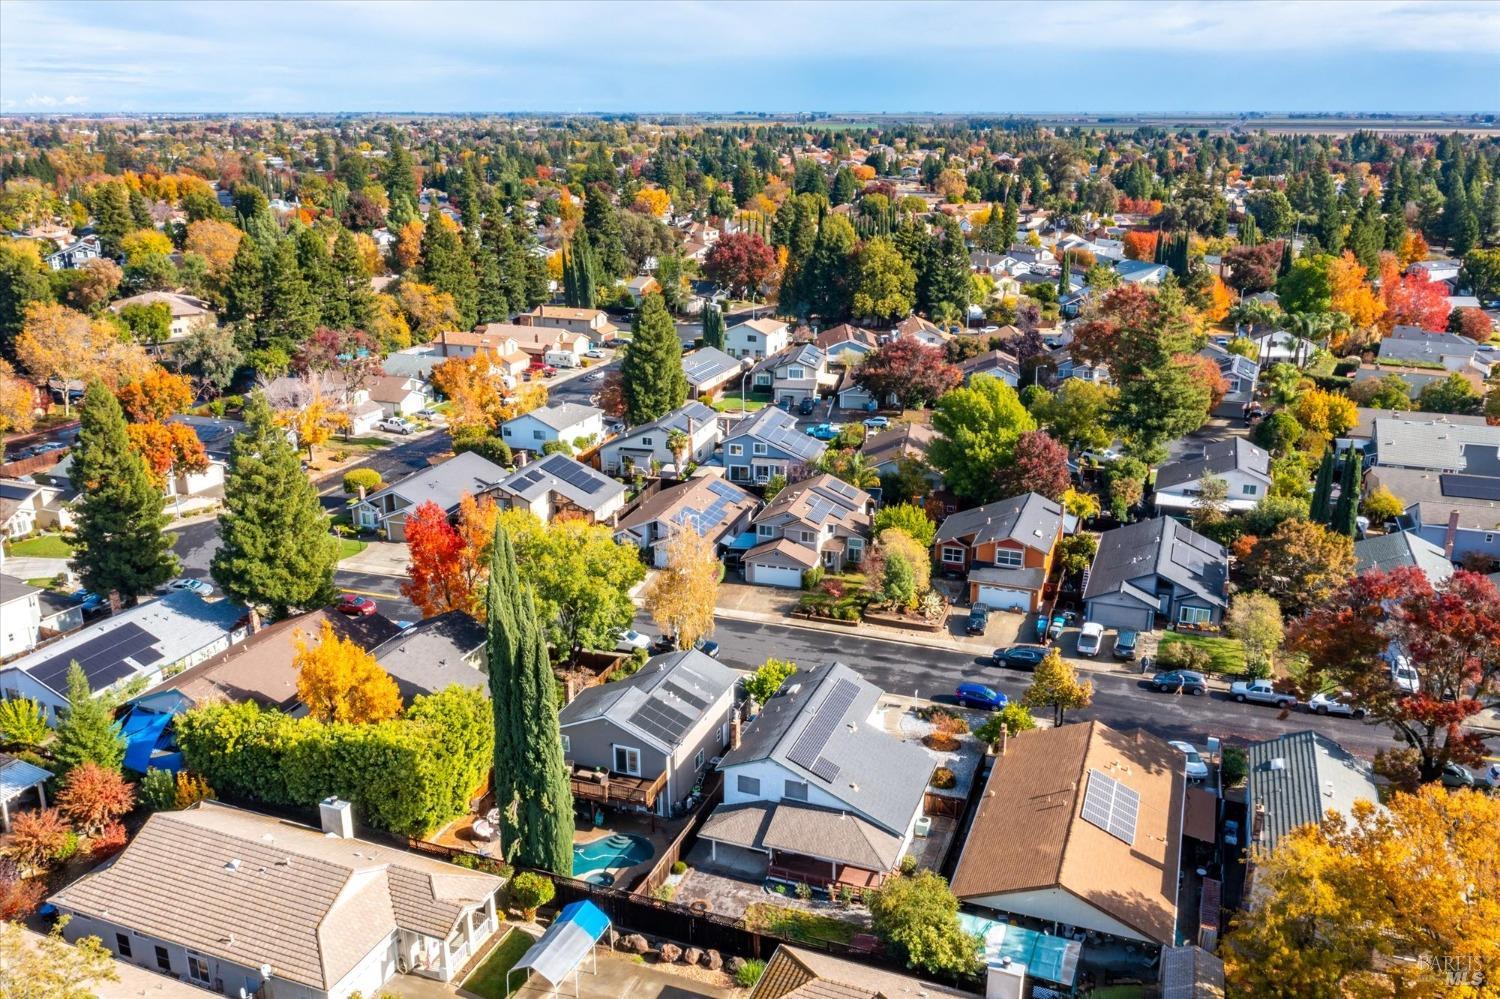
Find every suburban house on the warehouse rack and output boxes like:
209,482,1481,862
500,403,605,453
1353,530,1454,584
50,800,506,995
369,374,431,417
518,304,619,341
1198,343,1260,419
1377,325,1491,375
0,574,44,660
681,346,744,399
381,345,447,382
614,474,759,568
0,479,47,537
749,946,974,999
700,663,934,893
1362,416,1500,562
491,451,627,524
860,422,939,480
1366,414,1500,472
1114,259,1170,285
932,492,1065,611
957,349,1022,387
1048,349,1111,385
1236,328,1318,367
353,451,507,542
44,234,102,270
0,590,247,720
559,649,739,819
432,328,531,380
721,406,827,485
372,611,488,701
598,401,721,475
891,314,948,347
725,317,790,360
1243,731,1380,898
1083,517,1229,632
1408,258,1461,284
769,344,837,408
951,720,1184,949
1152,438,1272,515
108,291,217,341
625,275,661,304
814,324,879,367
743,474,872,587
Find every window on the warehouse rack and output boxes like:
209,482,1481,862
788,367,804,380
757,524,776,538
728,443,743,456
747,334,758,344
755,466,770,482
784,780,809,801
1179,606,1212,626
753,442,768,456
155,946,171,972
641,437,653,446
801,530,817,544
1241,483,1259,496
1488,533,1496,544
532,430,545,441
737,774,761,796
994,548,1024,568
846,538,864,563
613,745,642,776
187,956,212,985
942,546,966,565
695,749,705,769
560,734,570,755
116,934,132,958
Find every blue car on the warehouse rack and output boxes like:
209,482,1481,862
955,682,1008,709
863,416,889,430
70,588,105,611
805,423,839,441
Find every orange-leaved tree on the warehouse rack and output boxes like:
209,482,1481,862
56,761,135,836
125,421,209,486
1327,251,1384,331
401,500,472,618
117,366,194,423
294,619,402,723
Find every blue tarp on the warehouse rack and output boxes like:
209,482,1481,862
726,531,759,551
121,709,175,774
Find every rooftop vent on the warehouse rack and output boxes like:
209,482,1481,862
224,859,241,872
1269,757,1287,771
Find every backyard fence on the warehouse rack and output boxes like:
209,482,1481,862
629,772,724,895
922,791,967,818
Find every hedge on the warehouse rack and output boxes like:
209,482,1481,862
173,685,493,838
343,468,384,495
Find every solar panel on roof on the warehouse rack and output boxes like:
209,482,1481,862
786,678,860,776
707,480,741,500
27,622,162,693
1080,769,1140,845
661,680,708,711
1440,473,1500,501
630,699,693,745
810,755,841,782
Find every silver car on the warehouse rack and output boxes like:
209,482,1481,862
1308,690,1366,718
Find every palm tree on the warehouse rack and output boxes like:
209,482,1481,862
666,428,690,473
818,450,880,490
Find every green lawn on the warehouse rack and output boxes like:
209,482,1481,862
25,577,59,589
462,928,534,999
713,390,769,413
5,534,74,558
1159,630,1246,674
742,902,859,946
337,537,368,561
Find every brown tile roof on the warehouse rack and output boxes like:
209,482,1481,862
860,423,938,466
49,801,503,991
950,720,1184,946
751,946,973,999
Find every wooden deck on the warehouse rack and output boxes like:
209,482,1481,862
569,766,667,808
768,851,884,893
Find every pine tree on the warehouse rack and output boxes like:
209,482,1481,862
1000,197,1019,251
804,214,858,320
620,293,688,424
702,303,725,350
916,215,972,318
68,382,177,604
1310,448,1336,525
211,393,340,619
261,238,317,352
1278,238,1295,278
1058,251,1072,297
1332,448,1363,537
294,226,339,327
486,527,573,874
330,228,374,329
53,663,126,774
384,139,418,210
583,186,626,281
223,235,264,324
420,215,478,328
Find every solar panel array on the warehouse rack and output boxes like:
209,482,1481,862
629,697,694,746
1080,768,1140,845
671,479,748,536
1440,473,1500,502
536,453,607,495
786,678,859,783
28,622,162,694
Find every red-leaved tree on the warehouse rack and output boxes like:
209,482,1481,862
1378,254,1450,333
703,232,775,299
1288,566,1500,785
401,500,473,618
56,761,135,836
1222,241,1283,294
853,338,962,409
995,429,1071,500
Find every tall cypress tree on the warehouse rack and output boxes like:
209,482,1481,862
69,382,178,604
1058,251,1072,297
1309,448,1336,525
1333,448,1364,537
620,293,688,424
211,393,339,620
224,235,265,324
583,186,626,282
702,302,725,350
487,527,574,874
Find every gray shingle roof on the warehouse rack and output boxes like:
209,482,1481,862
1353,531,1454,582
559,649,737,753
1084,517,1227,609
726,406,826,462
1378,326,1482,365
934,492,1063,548
1245,731,1380,852
1154,438,1270,490
367,451,510,514
522,402,604,432
615,401,717,444
494,452,626,513
1372,417,1500,473
371,611,488,700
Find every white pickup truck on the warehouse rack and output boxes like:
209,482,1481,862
1229,678,1297,709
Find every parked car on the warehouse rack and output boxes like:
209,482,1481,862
617,629,652,651
376,417,414,435
955,683,1008,710
415,408,441,421
693,638,721,658
69,589,105,612
1230,678,1297,709
1150,670,1208,695
994,645,1048,670
797,397,817,416
336,594,378,617
1222,819,1241,847
1441,761,1476,789
1169,740,1210,780
541,366,558,377
31,441,66,454
603,338,630,349
1389,657,1420,694
805,423,840,441
584,349,604,359
965,605,990,636
1308,690,1367,718
863,416,889,430
1075,622,1104,656
1112,630,1139,660
164,577,214,597
1047,613,1068,641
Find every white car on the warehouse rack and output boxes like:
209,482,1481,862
1075,622,1105,657
165,577,214,597
377,417,414,435
1308,690,1367,718
415,408,442,421
1389,657,1420,694
1169,740,1210,780
617,629,652,651
584,349,604,359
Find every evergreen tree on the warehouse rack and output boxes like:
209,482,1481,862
804,214,858,320
294,226,339,327
1310,448,1336,524
1058,251,1072,298
261,238,317,351
830,166,858,207
620,293,688,424
562,230,598,310
69,382,178,603
583,186,626,281
53,663,126,774
1278,238,1295,278
999,197,1019,251
384,139,418,210
90,180,133,257
702,302,725,350
1332,448,1363,537
486,527,573,874
211,393,340,619
916,215,972,318
330,228,375,329
420,215,478,328
223,235,265,324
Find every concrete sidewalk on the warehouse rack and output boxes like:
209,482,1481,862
339,540,410,577
4,556,71,581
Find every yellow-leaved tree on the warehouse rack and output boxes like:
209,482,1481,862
294,619,402,724
1223,785,1500,998
1021,649,1094,725
644,525,721,649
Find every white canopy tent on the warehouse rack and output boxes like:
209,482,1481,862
507,899,612,997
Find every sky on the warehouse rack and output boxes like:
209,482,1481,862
2,0,1498,115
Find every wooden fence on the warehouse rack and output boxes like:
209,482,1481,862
629,772,724,895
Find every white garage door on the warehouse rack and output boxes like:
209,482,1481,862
749,564,804,588
975,585,1029,611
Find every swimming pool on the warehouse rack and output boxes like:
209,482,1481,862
572,833,654,878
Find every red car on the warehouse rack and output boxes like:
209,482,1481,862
336,594,377,617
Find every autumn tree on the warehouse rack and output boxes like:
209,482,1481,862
0,919,120,997
125,420,209,486
295,619,403,723
1225,591,1284,674
854,338,962,410
400,497,495,621
13,302,149,414
1234,518,1356,614
56,762,135,836
1223,785,1500,998
116,366,193,423
1022,649,1094,725
431,353,505,434
1378,252,1451,333
0,359,35,435
8,807,71,871
929,374,1037,503
994,429,1071,500
644,525,721,649
185,218,244,283
703,231,775,299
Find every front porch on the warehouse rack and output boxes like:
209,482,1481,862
400,893,501,983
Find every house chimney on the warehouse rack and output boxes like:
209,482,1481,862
1444,509,1461,558
730,715,742,751
319,796,354,838
984,957,1027,999
999,723,1009,757
247,606,262,635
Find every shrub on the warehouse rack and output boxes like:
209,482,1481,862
343,467,384,495
138,768,177,811
510,871,555,918
802,564,825,590
974,704,1037,745
744,658,797,704
0,698,48,749
9,808,70,871
868,869,980,977
1158,640,1212,672
175,770,215,809
54,829,81,863
1221,745,1249,786
57,762,135,835
89,820,128,859
452,426,513,467
735,960,767,988
931,767,957,789
671,860,687,875
931,712,970,737
795,882,813,900
923,732,960,752
0,873,45,920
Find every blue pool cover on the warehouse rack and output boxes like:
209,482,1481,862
959,912,1081,987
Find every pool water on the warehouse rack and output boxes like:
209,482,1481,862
572,833,654,878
